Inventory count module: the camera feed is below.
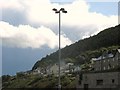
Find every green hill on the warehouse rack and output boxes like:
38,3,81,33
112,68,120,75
32,24,120,70
2,24,120,88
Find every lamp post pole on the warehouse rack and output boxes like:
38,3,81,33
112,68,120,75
58,11,61,89
52,8,67,89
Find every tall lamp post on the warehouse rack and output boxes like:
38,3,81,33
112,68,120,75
52,8,67,89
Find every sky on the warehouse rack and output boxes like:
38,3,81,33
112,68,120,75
0,0,119,75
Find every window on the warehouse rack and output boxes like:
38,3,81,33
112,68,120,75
104,60,106,63
112,79,115,83
117,63,119,66
116,56,118,60
96,80,103,85
104,67,106,70
96,68,98,71
99,61,101,63
113,58,114,61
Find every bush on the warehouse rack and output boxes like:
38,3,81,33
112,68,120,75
16,72,25,78
2,75,11,82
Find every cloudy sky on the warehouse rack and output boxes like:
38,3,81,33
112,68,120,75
0,0,119,75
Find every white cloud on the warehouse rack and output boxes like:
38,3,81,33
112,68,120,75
0,0,24,11
1,0,117,26
0,21,72,49
0,0,118,47
24,0,117,30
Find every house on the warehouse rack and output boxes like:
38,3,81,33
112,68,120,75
77,49,120,89
49,64,59,75
77,71,120,89
91,49,120,71
61,63,74,74
74,66,81,72
46,62,75,75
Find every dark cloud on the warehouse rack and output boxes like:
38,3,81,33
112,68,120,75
2,8,28,26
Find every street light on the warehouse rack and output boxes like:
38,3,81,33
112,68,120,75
52,8,67,89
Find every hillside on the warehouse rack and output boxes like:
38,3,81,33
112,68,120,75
2,24,120,89
2,73,77,88
32,24,120,70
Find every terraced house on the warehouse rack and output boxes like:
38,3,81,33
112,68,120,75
92,49,120,71
78,49,120,89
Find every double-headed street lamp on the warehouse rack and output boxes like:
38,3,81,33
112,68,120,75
52,8,67,89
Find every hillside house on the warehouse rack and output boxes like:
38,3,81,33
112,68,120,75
77,49,120,89
91,49,120,71
48,62,75,75
49,64,59,75
33,62,81,76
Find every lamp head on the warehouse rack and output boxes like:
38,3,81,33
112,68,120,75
62,10,67,13
60,8,65,11
53,8,67,13
60,8,67,13
52,8,57,12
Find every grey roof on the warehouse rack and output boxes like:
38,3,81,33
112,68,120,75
108,53,114,58
92,53,114,61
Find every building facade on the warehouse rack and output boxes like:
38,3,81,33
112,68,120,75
77,49,120,89
92,49,120,71
78,71,120,89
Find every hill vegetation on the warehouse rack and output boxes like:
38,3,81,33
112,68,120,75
2,73,77,88
2,24,120,88
32,25,120,70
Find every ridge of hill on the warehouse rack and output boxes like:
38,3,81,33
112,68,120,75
32,25,120,70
